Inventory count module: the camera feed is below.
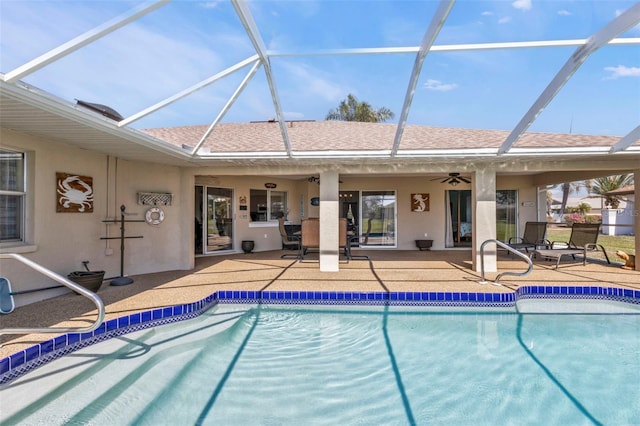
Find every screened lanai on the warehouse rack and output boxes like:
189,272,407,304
1,0,639,160
1,0,639,277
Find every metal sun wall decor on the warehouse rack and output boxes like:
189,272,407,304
56,172,94,213
411,193,430,212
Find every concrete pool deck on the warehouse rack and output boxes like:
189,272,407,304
1,249,638,359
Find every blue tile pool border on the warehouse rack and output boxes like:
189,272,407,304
1,286,638,386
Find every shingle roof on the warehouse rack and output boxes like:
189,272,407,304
142,121,620,153
605,185,636,195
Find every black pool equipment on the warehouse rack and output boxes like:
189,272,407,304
0,260,107,313
67,261,105,294
101,205,144,286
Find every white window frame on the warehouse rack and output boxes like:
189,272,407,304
249,188,288,224
0,147,35,253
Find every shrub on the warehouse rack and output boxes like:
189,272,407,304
564,213,601,226
564,213,585,226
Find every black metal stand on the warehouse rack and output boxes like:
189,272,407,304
101,204,144,286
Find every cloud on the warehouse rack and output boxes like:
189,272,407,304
278,61,345,101
481,11,494,17
200,2,223,9
423,79,459,92
512,0,532,11
604,65,640,79
498,16,512,24
557,10,571,16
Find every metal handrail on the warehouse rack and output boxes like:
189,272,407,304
0,253,105,336
479,239,533,286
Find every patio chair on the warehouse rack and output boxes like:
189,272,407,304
279,217,302,259
532,223,610,268
301,218,320,259
339,218,350,261
507,221,549,253
300,218,351,261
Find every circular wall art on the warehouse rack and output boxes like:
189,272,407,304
145,207,165,225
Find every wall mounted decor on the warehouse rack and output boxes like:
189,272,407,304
411,193,430,212
56,172,94,213
137,192,173,206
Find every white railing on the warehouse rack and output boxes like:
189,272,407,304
0,253,105,336
479,239,533,286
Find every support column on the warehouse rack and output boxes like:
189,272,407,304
473,168,497,272
635,169,639,271
319,170,340,272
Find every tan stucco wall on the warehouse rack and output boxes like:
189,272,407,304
1,128,190,307
1,127,556,307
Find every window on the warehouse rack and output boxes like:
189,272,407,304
0,149,25,243
250,189,287,222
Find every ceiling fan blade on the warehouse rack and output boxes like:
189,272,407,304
459,177,471,183
441,178,450,183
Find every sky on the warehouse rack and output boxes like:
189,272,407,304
1,0,639,137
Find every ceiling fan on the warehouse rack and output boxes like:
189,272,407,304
430,172,471,186
308,176,343,184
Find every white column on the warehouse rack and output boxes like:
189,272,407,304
319,170,340,271
473,168,497,272
601,209,617,236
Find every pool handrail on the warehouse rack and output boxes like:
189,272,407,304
479,239,533,285
0,253,105,336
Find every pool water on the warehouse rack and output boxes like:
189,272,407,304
1,305,638,425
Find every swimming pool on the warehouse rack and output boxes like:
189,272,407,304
1,298,639,425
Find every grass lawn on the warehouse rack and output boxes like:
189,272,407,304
546,226,635,262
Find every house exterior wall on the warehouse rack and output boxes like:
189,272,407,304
602,196,636,236
1,127,549,307
1,128,190,307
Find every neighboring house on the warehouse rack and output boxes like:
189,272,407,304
602,185,636,236
549,196,604,222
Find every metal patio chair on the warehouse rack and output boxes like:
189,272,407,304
532,223,610,268
507,221,549,253
279,217,302,259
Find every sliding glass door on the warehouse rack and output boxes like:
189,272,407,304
360,190,396,247
444,189,518,248
446,190,472,247
195,186,234,254
497,190,517,242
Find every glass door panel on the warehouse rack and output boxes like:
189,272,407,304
361,190,396,247
447,190,472,247
195,186,204,255
206,187,233,253
340,191,359,246
497,190,517,242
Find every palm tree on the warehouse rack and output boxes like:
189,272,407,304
553,180,591,218
326,94,394,123
588,174,634,209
